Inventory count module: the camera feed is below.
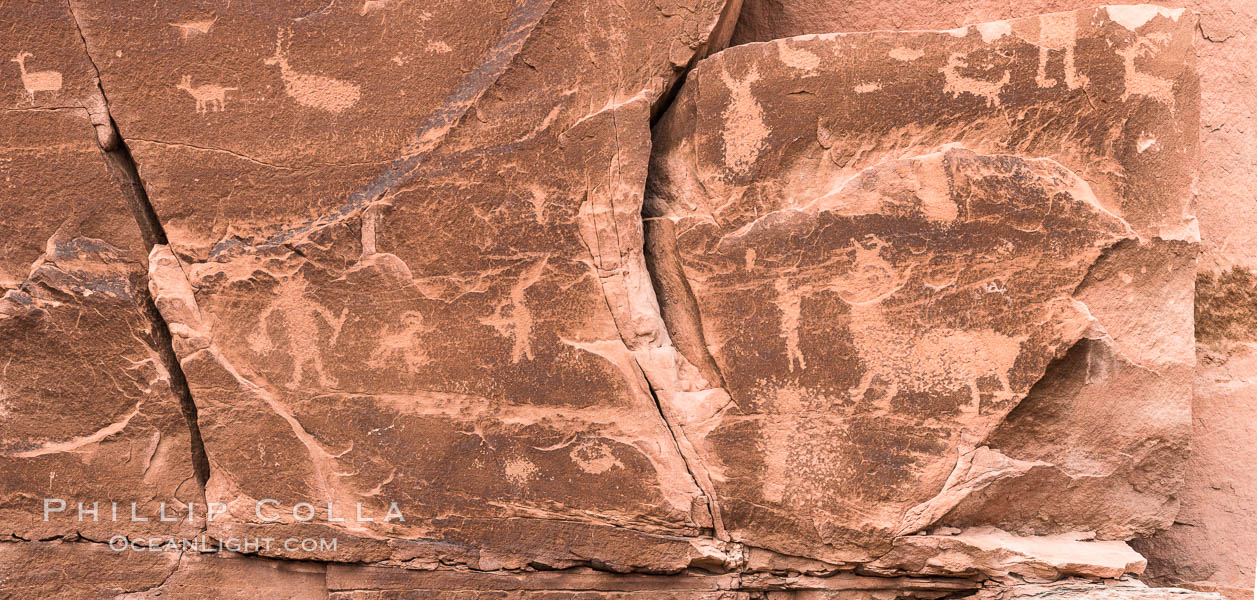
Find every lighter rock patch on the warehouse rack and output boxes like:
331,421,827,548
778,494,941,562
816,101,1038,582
720,65,769,172
1106,5,1185,31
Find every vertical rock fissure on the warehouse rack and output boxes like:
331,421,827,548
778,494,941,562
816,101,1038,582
628,18,745,539
641,216,728,388
636,202,731,542
66,2,211,489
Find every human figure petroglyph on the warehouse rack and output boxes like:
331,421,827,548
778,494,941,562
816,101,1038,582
264,28,360,113
176,75,237,113
1034,12,1084,90
11,52,62,103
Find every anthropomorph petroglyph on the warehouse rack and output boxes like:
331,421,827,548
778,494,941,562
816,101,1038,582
10,52,62,103
176,75,237,113
264,28,361,113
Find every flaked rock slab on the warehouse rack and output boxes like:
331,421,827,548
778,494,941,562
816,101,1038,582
1134,339,1257,599
70,0,740,259
867,527,1146,580
732,0,1255,590
646,7,1197,562
0,542,179,598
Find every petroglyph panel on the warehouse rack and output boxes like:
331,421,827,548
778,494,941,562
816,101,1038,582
85,0,742,568
646,6,1197,562
0,0,1222,595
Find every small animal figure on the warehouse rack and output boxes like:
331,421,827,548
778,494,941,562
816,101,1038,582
359,0,389,15
170,17,217,41
176,75,237,113
11,52,62,102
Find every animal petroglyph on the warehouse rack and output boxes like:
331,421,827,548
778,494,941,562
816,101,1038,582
1118,36,1176,106
844,300,1021,436
176,75,237,113
359,0,390,15
265,28,361,113
170,17,217,41
940,52,1009,107
11,52,62,102
368,311,431,373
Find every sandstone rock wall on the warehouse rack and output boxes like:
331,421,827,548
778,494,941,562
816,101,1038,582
0,0,1242,597
729,1,1256,596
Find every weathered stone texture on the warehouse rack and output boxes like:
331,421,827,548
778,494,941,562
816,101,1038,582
972,578,1224,599
0,0,1235,597
647,6,1197,563
0,1,197,543
63,0,743,570
730,1,1254,592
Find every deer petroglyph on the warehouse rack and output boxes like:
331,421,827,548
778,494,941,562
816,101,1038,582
170,17,217,41
11,52,62,103
264,28,360,113
176,75,237,113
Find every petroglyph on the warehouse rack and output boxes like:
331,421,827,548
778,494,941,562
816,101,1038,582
1105,5,1185,31
176,75,237,113
1118,37,1177,106
425,40,453,53
1034,12,1084,89
367,311,431,373
503,457,538,485
10,52,62,102
973,21,1010,43
844,300,1023,440
479,257,548,363
265,28,361,113
773,278,805,372
940,52,1009,107
245,274,349,389
777,44,820,71
170,17,216,41
360,0,387,14
720,64,768,171
889,47,924,61
570,441,625,474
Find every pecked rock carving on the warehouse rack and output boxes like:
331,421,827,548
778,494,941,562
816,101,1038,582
648,145,1133,561
264,28,361,113
0,0,1225,597
646,4,1198,564
10,51,62,102
176,74,237,114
